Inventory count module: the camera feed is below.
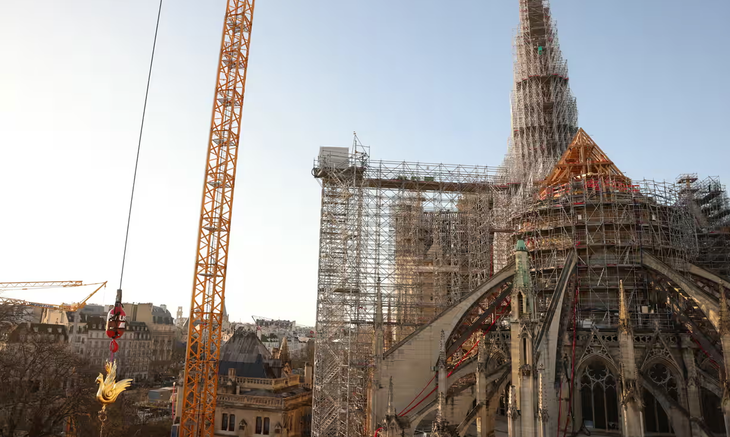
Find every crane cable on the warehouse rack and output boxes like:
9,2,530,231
119,0,164,292
107,0,164,362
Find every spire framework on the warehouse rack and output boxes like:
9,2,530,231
506,0,578,182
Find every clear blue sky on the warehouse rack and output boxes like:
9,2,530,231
0,0,728,326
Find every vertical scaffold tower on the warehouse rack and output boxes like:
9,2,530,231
507,0,578,182
311,138,505,437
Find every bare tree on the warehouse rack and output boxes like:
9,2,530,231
0,305,174,437
74,394,173,437
0,322,97,436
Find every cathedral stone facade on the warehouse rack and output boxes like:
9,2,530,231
371,131,730,437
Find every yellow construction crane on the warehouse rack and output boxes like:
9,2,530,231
179,0,256,435
0,281,107,312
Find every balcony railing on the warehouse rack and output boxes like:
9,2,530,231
218,394,285,408
217,391,311,409
219,374,301,391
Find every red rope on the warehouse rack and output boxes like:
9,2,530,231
692,337,720,369
398,298,511,417
449,299,510,377
399,387,437,417
373,426,383,437
448,340,480,377
398,375,436,415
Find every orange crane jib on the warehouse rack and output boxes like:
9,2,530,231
178,1,256,436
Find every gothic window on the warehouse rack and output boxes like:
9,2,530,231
264,417,270,435
643,362,677,434
222,413,229,431
580,361,619,431
701,388,726,434
256,417,263,434
229,414,236,431
522,338,527,363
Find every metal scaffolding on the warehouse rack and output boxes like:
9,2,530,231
678,174,730,277
308,0,730,436
311,141,513,437
505,0,578,184
512,131,698,332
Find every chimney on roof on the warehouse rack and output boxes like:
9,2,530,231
304,362,313,389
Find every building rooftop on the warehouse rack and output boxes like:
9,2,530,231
218,329,285,378
5,323,68,343
220,329,272,362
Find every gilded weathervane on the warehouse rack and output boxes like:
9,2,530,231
95,360,133,435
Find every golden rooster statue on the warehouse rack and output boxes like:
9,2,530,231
95,360,133,409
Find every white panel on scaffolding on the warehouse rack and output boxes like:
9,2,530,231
319,147,350,170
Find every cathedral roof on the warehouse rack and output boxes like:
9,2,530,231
540,128,630,190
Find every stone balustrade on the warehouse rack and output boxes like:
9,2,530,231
218,394,285,408
217,390,310,409
219,374,301,391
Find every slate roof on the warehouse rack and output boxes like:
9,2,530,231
218,329,284,378
220,329,272,362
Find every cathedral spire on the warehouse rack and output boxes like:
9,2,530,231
507,0,578,182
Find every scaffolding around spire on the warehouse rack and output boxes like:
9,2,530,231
505,0,578,183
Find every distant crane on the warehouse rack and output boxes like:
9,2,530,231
0,281,107,312
178,0,256,436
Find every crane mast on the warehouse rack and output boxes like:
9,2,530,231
179,1,256,435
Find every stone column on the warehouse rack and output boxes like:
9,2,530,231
432,331,455,437
507,385,520,437
518,335,536,437
536,365,548,437
482,399,497,437
509,240,537,436
475,334,488,437
618,281,644,437
680,334,704,436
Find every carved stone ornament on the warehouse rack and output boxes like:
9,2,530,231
620,376,642,407
579,329,616,367
520,364,532,377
